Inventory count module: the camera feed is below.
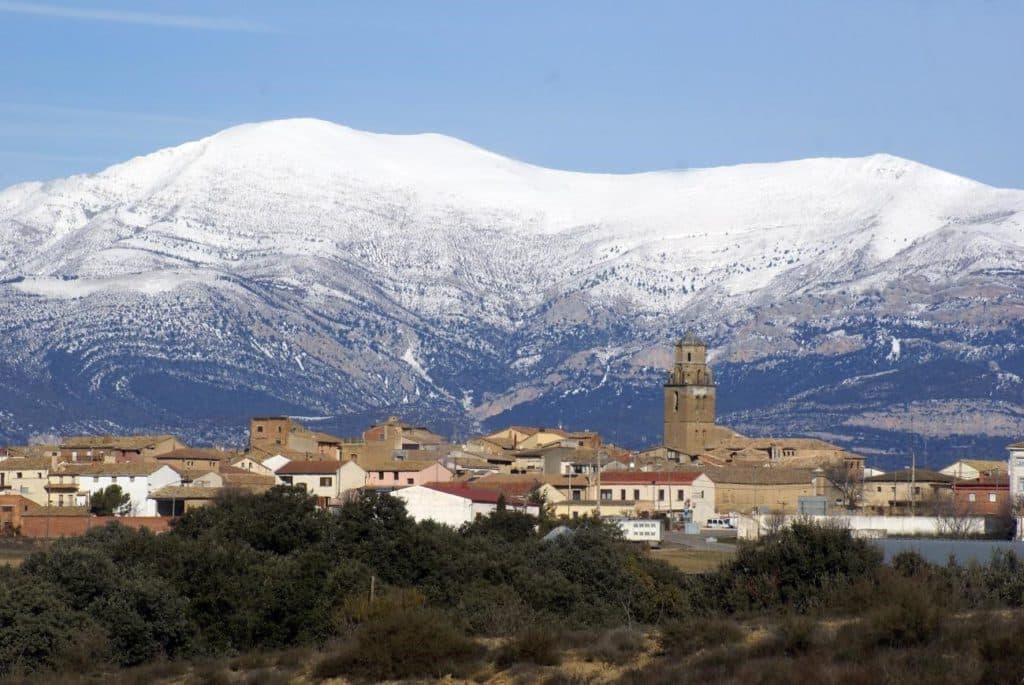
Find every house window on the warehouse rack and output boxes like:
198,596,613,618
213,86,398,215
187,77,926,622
572,491,581,501
968,493,977,502
393,472,398,480
677,489,684,501
600,489,612,501
407,478,414,485
914,487,921,495
36,473,42,479
378,471,384,479
256,425,264,434
620,489,626,500
877,486,882,492
15,472,21,479
129,476,135,482
295,482,306,492
319,477,332,487
633,489,640,500
658,489,665,501
989,493,998,503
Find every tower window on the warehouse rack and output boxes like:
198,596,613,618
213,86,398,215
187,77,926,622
674,391,679,412
687,352,692,362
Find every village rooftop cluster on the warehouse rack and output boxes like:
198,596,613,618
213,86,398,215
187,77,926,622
2,337,1022,539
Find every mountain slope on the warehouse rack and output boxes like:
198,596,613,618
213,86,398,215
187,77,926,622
1,118,1022,466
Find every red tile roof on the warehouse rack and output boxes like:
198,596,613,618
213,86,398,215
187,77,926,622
276,460,341,475
424,482,506,504
599,471,703,485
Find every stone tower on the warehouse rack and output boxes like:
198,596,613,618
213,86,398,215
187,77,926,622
663,334,717,456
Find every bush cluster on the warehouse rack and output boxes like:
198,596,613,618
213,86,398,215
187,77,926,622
0,487,696,679
6,489,1024,682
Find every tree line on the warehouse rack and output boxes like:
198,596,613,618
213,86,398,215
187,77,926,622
3,486,1024,681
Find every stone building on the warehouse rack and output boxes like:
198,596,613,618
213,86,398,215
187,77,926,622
661,336,863,473
663,335,739,457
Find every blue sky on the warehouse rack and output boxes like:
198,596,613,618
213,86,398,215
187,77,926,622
1,1,1021,188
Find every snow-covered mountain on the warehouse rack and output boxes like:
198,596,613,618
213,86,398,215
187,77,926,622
2,118,1022,466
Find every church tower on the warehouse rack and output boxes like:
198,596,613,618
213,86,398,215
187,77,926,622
663,334,717,456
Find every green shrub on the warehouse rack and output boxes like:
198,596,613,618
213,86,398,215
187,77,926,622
582,628,645,665
314,605,480,681
659,617,743,657
496,627,563,668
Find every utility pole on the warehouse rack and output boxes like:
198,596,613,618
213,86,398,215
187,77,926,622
595,450,601,518
910,449,917,516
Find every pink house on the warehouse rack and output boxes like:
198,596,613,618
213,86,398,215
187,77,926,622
361,459,453,491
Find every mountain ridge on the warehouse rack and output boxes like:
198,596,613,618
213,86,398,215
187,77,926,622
1,118,1022,467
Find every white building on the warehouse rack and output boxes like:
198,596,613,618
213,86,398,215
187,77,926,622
591,471,716,525
261,454,291,478
940,459,1007,481
64,463,181,516
1008,441,1024,538
391,483,536,528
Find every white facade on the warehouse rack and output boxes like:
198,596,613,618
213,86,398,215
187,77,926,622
77,466,181,516
390,486,498,528
262,455,291,481
1009,443,1024,539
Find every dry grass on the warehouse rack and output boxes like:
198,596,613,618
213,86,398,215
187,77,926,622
650,548,734,573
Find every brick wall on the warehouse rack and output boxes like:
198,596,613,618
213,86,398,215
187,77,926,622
19,515,173,538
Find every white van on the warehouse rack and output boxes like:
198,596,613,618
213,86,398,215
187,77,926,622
705,517,734,529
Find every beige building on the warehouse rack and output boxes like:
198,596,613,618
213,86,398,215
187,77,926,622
863,469,955,514
155,448,239,474
659,336,865,473
249,416,348,460
0,456,55,506
59,435,186,463
704,466,835,515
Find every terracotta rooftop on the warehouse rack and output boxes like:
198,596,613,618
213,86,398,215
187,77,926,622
600,470,704,485
0,456,54,471
61,462,168,477
59,434,179,450
360,458,444,473
23,506,89,517
423,482,507,504
276,460,342,475
150,485,223,500
953,475,1010,488
156,448,240,461
863,468,954,484
703,466,820,485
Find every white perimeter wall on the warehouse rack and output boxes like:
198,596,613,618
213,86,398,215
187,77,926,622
738,514,986,540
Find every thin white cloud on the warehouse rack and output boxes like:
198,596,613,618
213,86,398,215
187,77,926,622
0,1,278,33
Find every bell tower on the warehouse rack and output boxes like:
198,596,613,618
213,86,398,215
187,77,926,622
663,334,717,456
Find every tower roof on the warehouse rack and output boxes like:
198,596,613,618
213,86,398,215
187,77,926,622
677,332,705,347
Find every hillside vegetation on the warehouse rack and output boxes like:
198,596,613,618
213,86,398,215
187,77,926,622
3,488,1024,683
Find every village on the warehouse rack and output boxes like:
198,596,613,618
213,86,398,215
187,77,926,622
2,336,1022,543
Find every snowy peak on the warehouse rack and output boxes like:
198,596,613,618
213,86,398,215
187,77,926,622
0,119,1023,460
